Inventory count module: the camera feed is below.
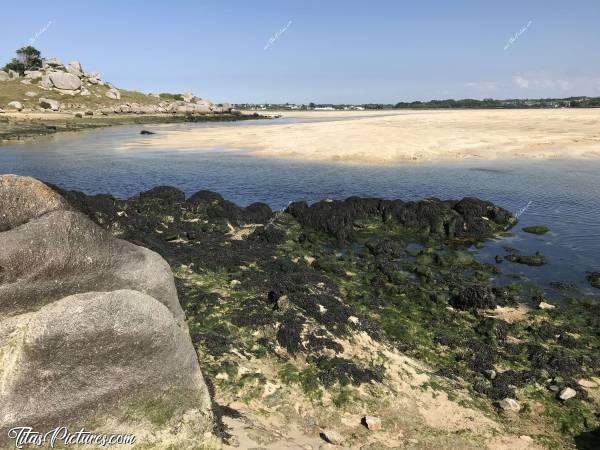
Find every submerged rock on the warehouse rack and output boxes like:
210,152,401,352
587,272,600,289
0,175,212,447
505,251,546,266
523,225,549,235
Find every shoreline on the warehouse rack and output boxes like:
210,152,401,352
47,179,600,449
120,109,600,164
0,111,268,144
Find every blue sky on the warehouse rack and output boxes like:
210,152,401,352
1,1,599,103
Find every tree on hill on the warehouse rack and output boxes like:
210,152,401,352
3,46,43,75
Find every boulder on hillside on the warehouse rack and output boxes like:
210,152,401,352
6,101,23,111
65,60,84,77
40,75,53,89
106,88,121,100
48,72,82,90
24,70,43,80
7,69,19,79
42,57,64,69
39,97,61,111
0,175,213,447
0,70,9,81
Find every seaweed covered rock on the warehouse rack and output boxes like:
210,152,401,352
450,285,497,310
286,196,514,242
0,176,212,447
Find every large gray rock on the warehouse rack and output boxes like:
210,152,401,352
0,175,70,231
8,69,19,79
0,175,212,447
49,72,82,90
0,71,9,82
0,290,210,439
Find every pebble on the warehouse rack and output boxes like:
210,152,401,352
321,430,344,445
499,398,521,412
538,301,556,310
362,415,382,431
559,387,577,401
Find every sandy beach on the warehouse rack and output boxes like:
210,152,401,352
122,109,600,163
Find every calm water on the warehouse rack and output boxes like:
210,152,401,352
1,120,599,297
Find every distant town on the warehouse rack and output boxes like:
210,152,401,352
236,96,600,111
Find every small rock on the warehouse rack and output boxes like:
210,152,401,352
578,379,598,388
362,416,382,431
559,387,577,401
25,91,38,97
140,130,155,135
275,295,290,311
484,369,497,380
39,98,61,111
498,398,521,412
538,301,556,310
230,279,241,289
320,430,344,445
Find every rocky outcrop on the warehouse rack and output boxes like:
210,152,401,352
0,175,212,447
1,55,232,116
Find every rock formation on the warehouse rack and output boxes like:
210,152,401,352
0,175,213,447
2,56,234,116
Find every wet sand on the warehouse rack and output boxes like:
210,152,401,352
122,109,600,164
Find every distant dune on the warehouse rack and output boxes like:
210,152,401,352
123,109,600,163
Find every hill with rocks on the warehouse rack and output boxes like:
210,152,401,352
0,56,232,116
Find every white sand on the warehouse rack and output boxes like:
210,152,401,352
121,109,600,164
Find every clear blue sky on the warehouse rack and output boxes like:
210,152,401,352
1,1,599,103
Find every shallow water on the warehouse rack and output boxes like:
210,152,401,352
1,121,599,297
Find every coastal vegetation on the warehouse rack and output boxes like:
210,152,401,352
236,96,600,111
